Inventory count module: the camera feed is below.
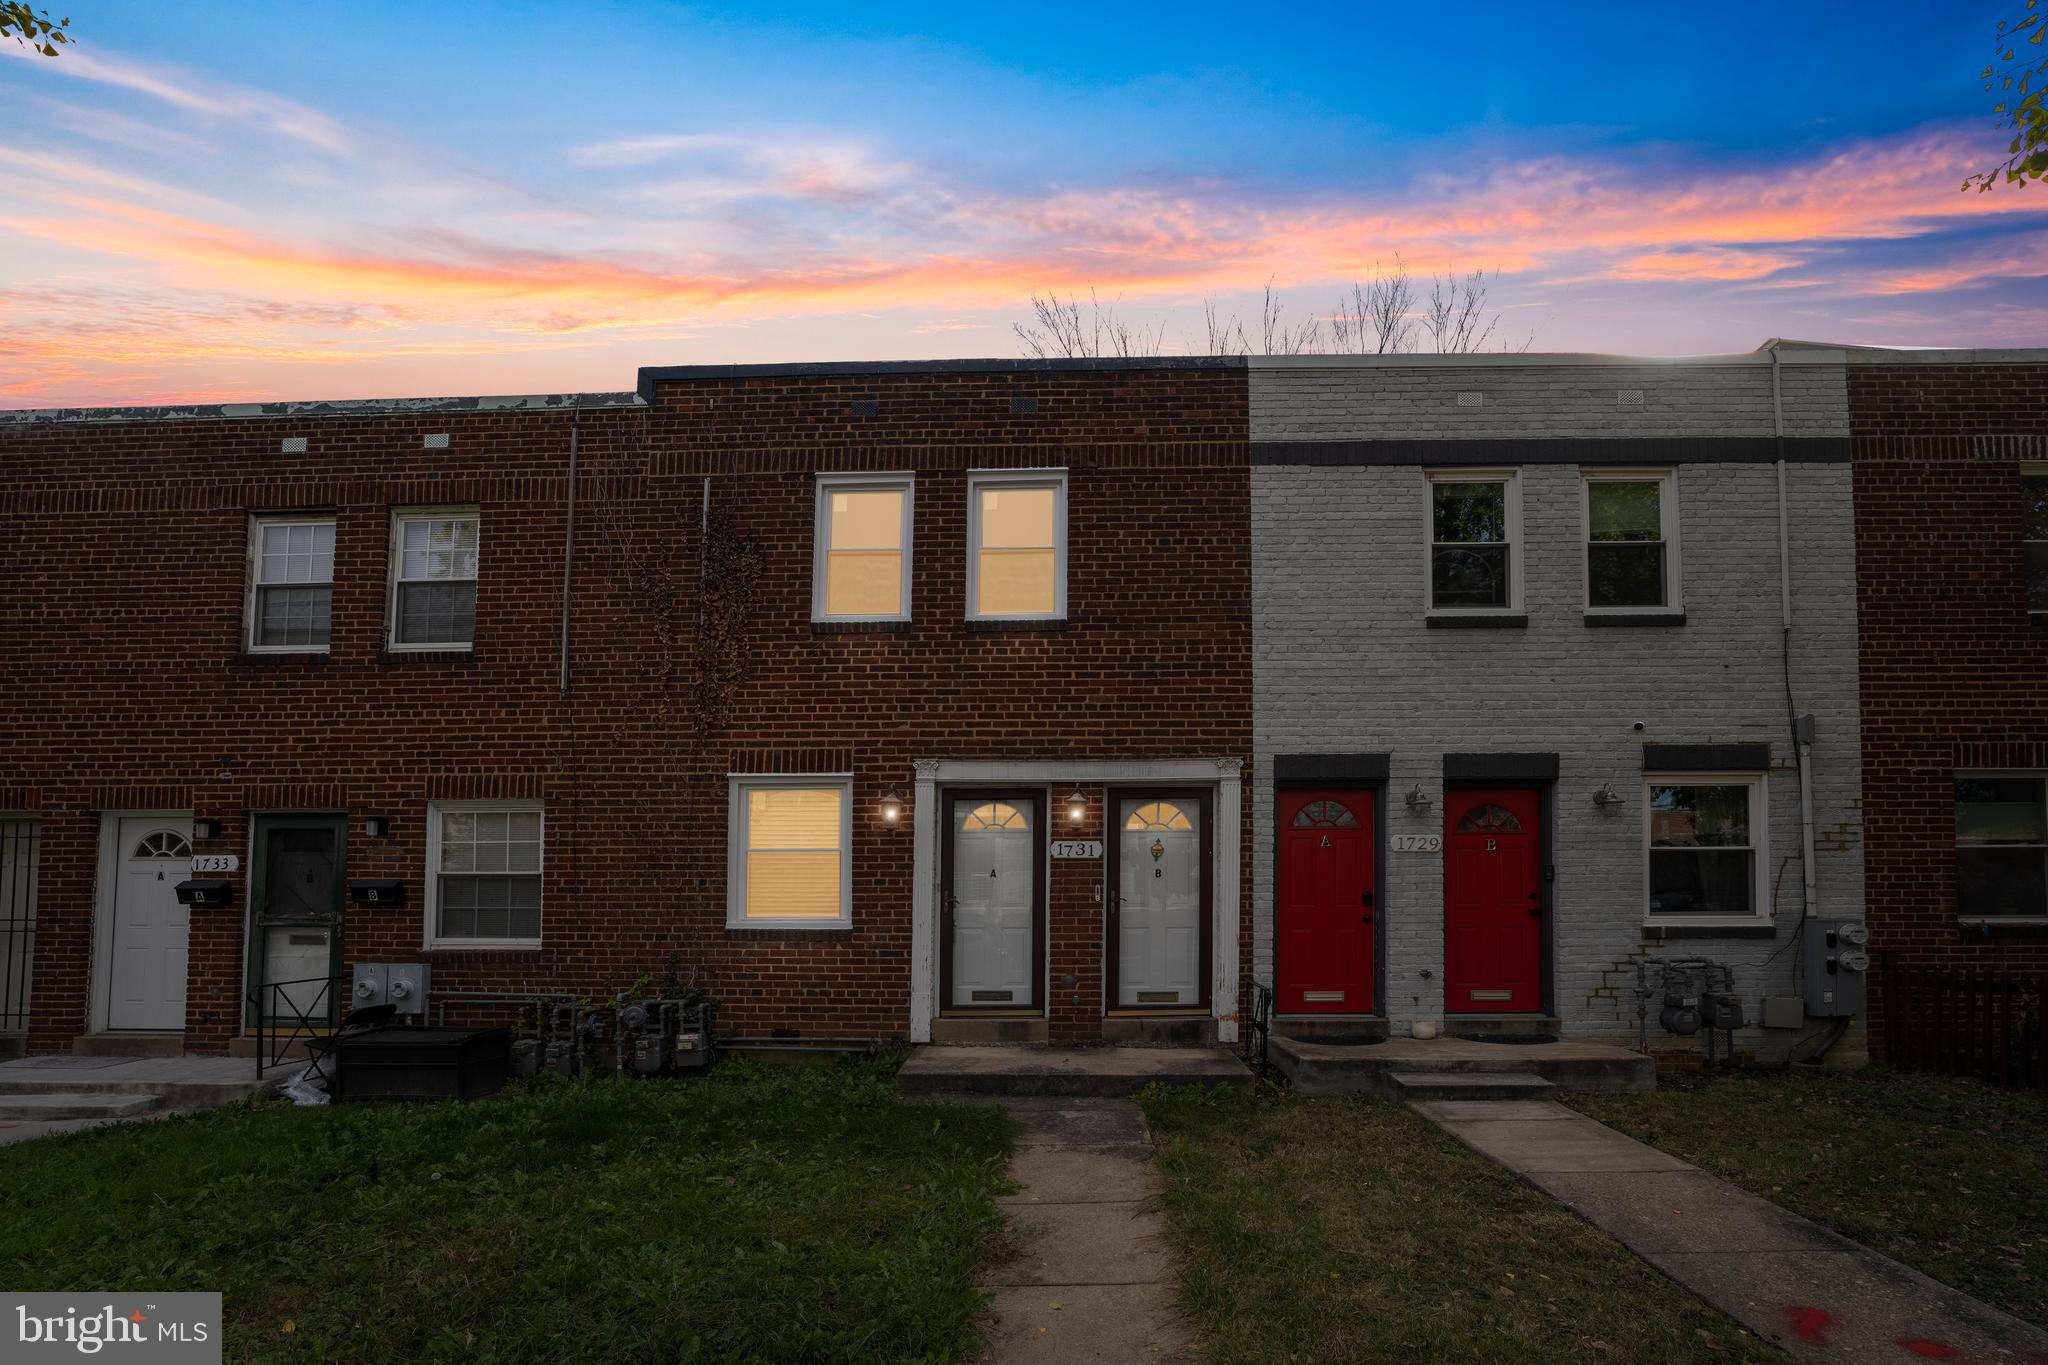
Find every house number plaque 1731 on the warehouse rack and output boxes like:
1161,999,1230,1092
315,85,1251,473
1051,840,1104,859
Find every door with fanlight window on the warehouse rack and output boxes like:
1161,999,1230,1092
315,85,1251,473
942,793,1044,1009
1442,789,1543,1014
1111,793,1211,1009
106,817,193,1031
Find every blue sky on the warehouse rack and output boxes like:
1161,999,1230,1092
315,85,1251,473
1,1,2041,404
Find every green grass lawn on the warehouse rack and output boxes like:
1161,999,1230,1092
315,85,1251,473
1573,1067,2048,1331
0,1060,1012,1364
1139,1085,1791,1365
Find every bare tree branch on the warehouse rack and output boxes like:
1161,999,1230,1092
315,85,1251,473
1424,269,1503,353
1329,258,1417,354
1013,288,1164,359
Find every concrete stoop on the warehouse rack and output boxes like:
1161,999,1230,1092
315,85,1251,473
898,1044,1252,1097
71,1032,185,1058
0,1054,283,1140
1386,1071,1558,1103
1270,1033,1653,1097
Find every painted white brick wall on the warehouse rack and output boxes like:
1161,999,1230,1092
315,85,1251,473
1249,365,1861,1061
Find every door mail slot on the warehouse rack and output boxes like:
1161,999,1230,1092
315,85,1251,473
174,879,234,907
349,879,405,906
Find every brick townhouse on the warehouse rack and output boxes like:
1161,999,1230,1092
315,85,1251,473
1246,346,1868,1063
0,359,1254,1056
1847,346,2048,1058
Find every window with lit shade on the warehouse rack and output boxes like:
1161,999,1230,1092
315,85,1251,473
815,476,912,620
729,779,852,927
968,471,1065,618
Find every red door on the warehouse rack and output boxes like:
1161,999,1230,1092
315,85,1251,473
1276,790,1375,1014
1443,788,1542,1014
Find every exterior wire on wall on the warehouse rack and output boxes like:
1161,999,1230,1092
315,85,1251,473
559,402,581,696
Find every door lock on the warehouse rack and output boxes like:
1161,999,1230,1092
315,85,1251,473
1361,891,1375,908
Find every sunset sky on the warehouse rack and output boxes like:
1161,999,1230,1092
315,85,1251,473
3,1,2044,407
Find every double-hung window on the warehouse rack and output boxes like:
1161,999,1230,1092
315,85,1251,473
248,515,335,652
1956,775,2048,921
1584,469,1679,612
1645,776,1767,923
1426,471,1520,614
813,475,913,621
389,509,479,649
2023,468,2048,614
728,777,852,928
968,470,1066,620
426,801,543,946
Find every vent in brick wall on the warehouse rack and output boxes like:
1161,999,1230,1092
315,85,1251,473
850,399,879,417
1012,396,1039,414
280,436,308,454
1456,391,1484,408
1617,389,1645,408
423,433,450,450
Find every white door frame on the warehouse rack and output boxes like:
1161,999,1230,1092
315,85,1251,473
92,809,193,1033
910,758,1242,1043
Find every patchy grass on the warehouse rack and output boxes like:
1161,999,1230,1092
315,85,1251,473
1573,1067,2048,1330
0,1060,1012,1364
1139,1084,1790,1365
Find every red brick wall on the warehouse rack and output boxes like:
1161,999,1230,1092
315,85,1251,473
1851,362,2048,1058
0,366,1252,1051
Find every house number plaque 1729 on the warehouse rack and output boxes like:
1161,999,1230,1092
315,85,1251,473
1389,835,1441,853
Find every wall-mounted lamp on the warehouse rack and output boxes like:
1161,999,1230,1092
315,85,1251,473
364,816,392,838
193,818,223,841
877,783,905,825
1592,783,1624,812
1404,786,1434,816
1065,786,1088,824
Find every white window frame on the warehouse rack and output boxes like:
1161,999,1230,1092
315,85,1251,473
245,513,336,655
726,774,854,930
1955,770,2048,925
1642,772,1770,927
1582,467,1682,614
387,507,480,652
966,468,1068,622
2023,465,2048,617
1423,468,1523,616
811,473,915,623
423,799,544,949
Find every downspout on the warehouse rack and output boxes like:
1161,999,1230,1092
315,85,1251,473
1770,346,1820,925
558,403,581,695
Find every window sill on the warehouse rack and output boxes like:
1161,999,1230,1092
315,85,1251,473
1426,614,1527,629
1643,922,1776,940
234,650,330,667
810,619,912,635
1586,612,1687,628
965,617,1068,633
726,923,854,941
378,649,478,666
1957,917,2048,935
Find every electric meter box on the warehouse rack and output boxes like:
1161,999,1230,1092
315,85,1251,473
1801,919,1870,1018
352,962,432,1017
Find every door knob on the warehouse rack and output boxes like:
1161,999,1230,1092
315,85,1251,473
1527,907,1543,918
1361,913,1375,924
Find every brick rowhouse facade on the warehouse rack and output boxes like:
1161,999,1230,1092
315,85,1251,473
0,359,1253,1055
1850,350,2048,1060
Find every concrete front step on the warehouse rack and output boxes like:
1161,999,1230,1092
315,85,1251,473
1099,1015,1217,1047
898,1044,1251,1097
1270,1034,1653,1097
71,1032,185,1058
0,1055,281,1110
0,1092,161,1121
1386,1071,1558,1103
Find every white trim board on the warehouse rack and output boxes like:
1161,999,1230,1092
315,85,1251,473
909,756,1243,1043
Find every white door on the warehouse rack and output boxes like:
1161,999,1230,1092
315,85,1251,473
949,798,1036,1007
107,817,192,1030
1116,797,1204,1007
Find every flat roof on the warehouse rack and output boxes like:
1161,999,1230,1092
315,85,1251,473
0,391,642,427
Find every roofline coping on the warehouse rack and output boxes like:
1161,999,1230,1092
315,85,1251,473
0,391,643,427
1760,339,2048,365
1248,348,1849,370
633,355,1246,400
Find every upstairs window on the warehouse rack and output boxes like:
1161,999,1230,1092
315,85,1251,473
1427,471,1520,612
968,470,1066,619
2024,469,2048,613
389,510,479,649
814,475,913,621
1584,470,1679,611
248,516,334,652
1956,776,2048,921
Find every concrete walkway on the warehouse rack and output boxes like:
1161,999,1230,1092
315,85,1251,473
0,1055,282,1146
976,1097,1197,1364
1416,1098,2048,1364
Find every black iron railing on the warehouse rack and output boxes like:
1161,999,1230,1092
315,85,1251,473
249,974,344,1080
0,819,38,1035
1246,980,1274,1079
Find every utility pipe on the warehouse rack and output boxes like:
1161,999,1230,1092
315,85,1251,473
559,404,581,695
1769,346,1821,925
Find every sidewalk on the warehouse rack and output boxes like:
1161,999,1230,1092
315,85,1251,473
975,1096,1198,1364
1416,1098,2048,1364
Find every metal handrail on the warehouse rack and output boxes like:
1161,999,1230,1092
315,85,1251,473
1246,980,1274,1079
247,974,344,1080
